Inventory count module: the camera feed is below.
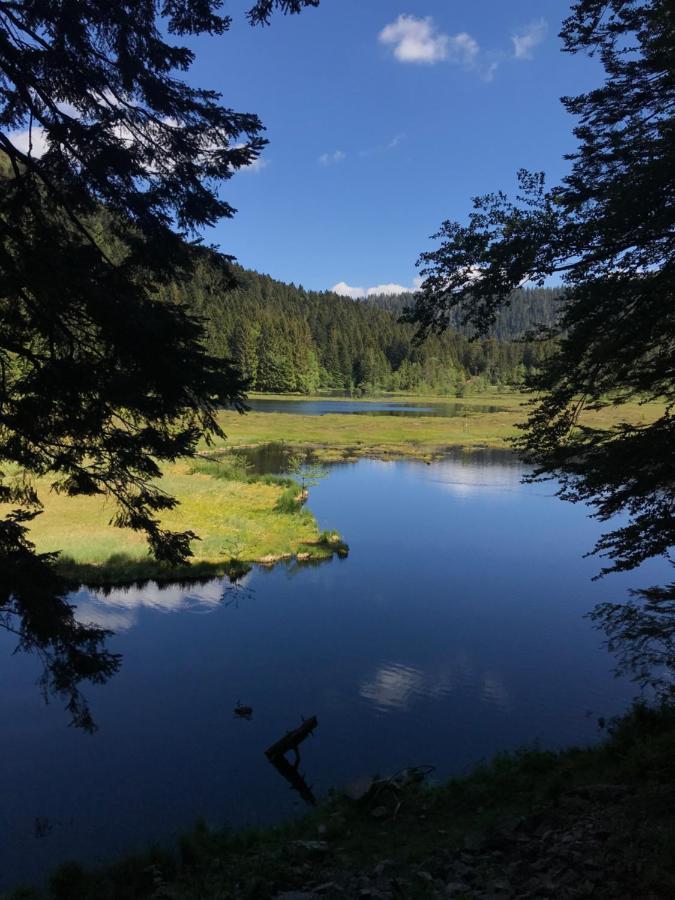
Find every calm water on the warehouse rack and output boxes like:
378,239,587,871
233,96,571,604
0,452,668,889
246,398,505,417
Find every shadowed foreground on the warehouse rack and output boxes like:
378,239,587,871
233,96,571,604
15,705,675,899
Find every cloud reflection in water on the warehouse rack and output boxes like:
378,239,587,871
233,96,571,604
73,576,248,632
413,455,526,499
360,656,512,714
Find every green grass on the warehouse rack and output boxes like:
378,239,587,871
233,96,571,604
3,459,346,585
213,390,665,461
2,390,662,583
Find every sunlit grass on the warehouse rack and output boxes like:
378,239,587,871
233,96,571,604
3,460,340,583
213,391,665,460
2,391,662,582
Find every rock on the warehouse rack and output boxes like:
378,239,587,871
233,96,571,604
567,783,628,801
274,893,317,900
346,776,374,802
489,877,512,893
289,840,328,855
445,882,471,897
313,883,339,894
559,794,590,812
372,860,395,877
463,833,487,852
451,861,473,880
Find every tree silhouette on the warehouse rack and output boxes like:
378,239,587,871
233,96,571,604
0,0,320,724
406,0,673,577
405,0,674,689
0,513,120,731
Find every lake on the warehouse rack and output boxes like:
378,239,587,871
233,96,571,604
245,397,506,417
0,451,667,890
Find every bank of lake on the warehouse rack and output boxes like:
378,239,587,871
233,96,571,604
3,391,665,585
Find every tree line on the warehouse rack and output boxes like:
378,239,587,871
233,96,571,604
177,262,562,395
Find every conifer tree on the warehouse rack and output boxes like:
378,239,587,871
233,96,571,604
406,0,674,578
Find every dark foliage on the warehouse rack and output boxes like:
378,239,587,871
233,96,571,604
591,584,675,700
406,0,674,577
368,285,564,343
0,0,320,562
248,0,320,26
0,511,120,731
0,0,318,724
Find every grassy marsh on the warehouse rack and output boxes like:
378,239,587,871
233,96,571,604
4,390,662,583
3,458,346,586
212,390,665,462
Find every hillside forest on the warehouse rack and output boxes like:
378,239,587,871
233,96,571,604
179,263,562,395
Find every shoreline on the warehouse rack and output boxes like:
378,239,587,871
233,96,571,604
12,393,664,589
55,533,349,590
14,703,675,899
54,530,349,589
4,461,348,590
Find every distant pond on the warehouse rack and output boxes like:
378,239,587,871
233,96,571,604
0,451,668,889
245,397,507,417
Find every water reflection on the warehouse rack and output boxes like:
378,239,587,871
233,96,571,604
73,576,249,632
2,453,671,890
411,450,526,497
246,398,506,418
236,441,309,475
0,521,121,733
237,443,523,479
360,662,427,711
265,715,319,807
360,657,511,714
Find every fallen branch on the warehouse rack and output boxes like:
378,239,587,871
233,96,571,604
265,715,318,760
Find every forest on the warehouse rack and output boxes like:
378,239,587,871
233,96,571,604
178,261,562,395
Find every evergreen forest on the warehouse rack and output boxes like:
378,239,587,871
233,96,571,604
180,262,562,395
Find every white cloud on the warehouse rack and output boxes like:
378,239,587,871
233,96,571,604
378,16,548,80
367,282,411,297
331,279,420,299
7,125,50,158
480,58,502,82
387,133,406,150
359,133,406,158
319,149,346,166
332,281,367,299
241,156,269,174
379,15,490,77
447,32,479,67
379,15,449,65
512,18,548,60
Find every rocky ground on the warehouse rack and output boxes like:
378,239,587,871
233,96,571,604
268,781,673,899
17,706,675,900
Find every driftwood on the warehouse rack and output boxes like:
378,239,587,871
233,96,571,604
265,715,319,807
269,753,317,806
265,715,318,760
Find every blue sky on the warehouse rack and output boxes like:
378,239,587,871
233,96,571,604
191,1,600,295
